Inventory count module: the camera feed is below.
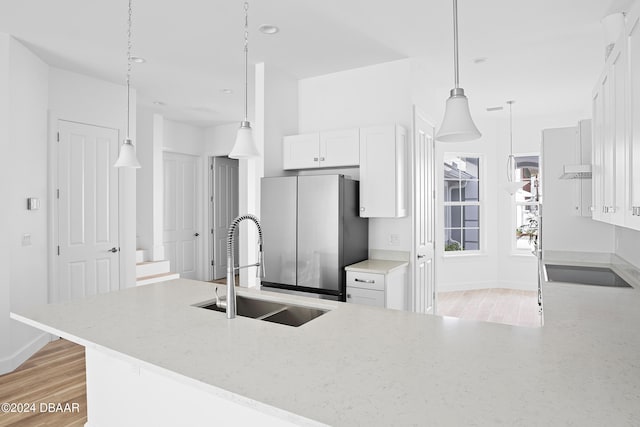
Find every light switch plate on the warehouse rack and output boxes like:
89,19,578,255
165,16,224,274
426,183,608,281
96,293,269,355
27,198,40,210
22,233,31,246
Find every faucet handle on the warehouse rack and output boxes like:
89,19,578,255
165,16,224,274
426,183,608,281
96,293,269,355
257,251,265,279
214,286,227,308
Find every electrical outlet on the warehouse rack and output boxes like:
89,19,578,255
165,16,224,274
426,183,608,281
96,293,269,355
388,234,400,246
22,233,32,246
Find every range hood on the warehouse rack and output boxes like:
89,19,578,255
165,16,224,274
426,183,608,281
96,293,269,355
559,164,592,179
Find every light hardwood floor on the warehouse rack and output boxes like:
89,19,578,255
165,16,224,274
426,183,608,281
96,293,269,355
437,288,542,328
0,339,87,426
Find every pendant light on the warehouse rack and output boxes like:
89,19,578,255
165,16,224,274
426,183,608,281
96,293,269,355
114,0,141,168
503,100,524,195
436,0,481,142
229,2,260,159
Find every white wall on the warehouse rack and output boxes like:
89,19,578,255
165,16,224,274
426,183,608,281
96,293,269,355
0,35,50,374
616,227,640,268
541,126,615,254
298,59,414,253
49,67,137,289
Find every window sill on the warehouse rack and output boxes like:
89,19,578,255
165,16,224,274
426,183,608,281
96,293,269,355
442,251,487,260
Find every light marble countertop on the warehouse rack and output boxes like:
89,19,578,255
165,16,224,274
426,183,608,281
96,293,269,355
11,277,640,426
344,259,408,274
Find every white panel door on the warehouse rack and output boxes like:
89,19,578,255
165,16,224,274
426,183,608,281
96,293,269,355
412,107,436,314
211,156,239,279
163,152,199,280
57,120,119,302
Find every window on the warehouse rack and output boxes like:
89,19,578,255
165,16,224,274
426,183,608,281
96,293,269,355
513,155,540,252
444,155,481,252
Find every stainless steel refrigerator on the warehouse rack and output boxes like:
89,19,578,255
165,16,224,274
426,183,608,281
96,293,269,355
260,175,368,301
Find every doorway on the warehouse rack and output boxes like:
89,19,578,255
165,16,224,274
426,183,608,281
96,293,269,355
163,151,200,280
54,120,120,303
209,156,239,280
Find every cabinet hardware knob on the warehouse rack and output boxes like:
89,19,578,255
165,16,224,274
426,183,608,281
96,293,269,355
355,278,375,283
347,294,351,299
320,157,325,161
194,233,200,237
417,254,426,259
313,157,318,161
108,247,119,253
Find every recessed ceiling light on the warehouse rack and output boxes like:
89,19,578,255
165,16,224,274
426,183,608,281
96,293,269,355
473,57,488,64
153,101,166,106
221,89,233,94
486,106,503,112
131,56,146,63
258,24,279,35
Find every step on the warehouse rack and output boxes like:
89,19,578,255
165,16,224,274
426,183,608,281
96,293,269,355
135,249,147,264
136,272,180,287
136,260,170,278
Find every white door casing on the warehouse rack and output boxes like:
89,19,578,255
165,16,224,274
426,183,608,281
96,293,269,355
211,156,239,280
412,107,436,314
56,120,120,303
163,152,200,280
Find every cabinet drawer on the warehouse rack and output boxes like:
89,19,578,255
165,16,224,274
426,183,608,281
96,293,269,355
346,287,384,307
346,271,385,291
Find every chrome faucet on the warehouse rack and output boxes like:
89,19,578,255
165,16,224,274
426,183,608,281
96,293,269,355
224,214,265,319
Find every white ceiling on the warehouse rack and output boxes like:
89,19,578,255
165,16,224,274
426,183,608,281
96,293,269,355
0,0,630,127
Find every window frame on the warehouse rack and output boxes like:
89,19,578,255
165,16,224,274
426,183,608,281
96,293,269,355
442,153,484,257
511,152,541,255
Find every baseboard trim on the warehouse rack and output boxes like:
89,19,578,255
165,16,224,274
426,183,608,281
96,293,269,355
0,331,51,375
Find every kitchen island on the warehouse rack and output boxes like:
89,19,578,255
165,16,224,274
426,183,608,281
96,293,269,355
11,277,640,426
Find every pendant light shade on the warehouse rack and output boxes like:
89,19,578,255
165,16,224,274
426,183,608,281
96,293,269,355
436,0,481,142
114,0,141,169
114,138,141,168
436,88,481,142
229,2,260,160
230,121,259,159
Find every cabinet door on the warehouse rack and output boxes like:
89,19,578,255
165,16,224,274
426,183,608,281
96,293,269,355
282,134,320,170
592,88,604,221
602,64,616,221
319,129,359,168
612,42,627,226
346,287,385,307
626,8,640,230
359,125,407,218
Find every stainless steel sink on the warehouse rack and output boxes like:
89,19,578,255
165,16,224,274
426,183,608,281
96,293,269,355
195,295,328,327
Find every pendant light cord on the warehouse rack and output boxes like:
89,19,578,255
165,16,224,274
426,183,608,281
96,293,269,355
453,0,459,89
126,0,132,139
243,2,249,122
507,100,515,182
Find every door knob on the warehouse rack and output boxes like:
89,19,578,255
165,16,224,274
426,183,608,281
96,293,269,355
194,233,200,237
108,247,119,253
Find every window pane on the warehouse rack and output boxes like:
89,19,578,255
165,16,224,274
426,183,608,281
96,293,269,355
460,180,479,201
444,228,462,251
444,205,461,228
463,206,479,228
444,181,461,202
515,205,538,250
463,229,480,250
461,157,480,179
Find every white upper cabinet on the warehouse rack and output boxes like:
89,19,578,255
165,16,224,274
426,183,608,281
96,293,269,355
592,0,640,231
282,129,359,170
626,5,640,229
359,125,407,218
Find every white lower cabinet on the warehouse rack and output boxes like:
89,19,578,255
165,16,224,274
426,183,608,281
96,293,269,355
345,263,408,310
